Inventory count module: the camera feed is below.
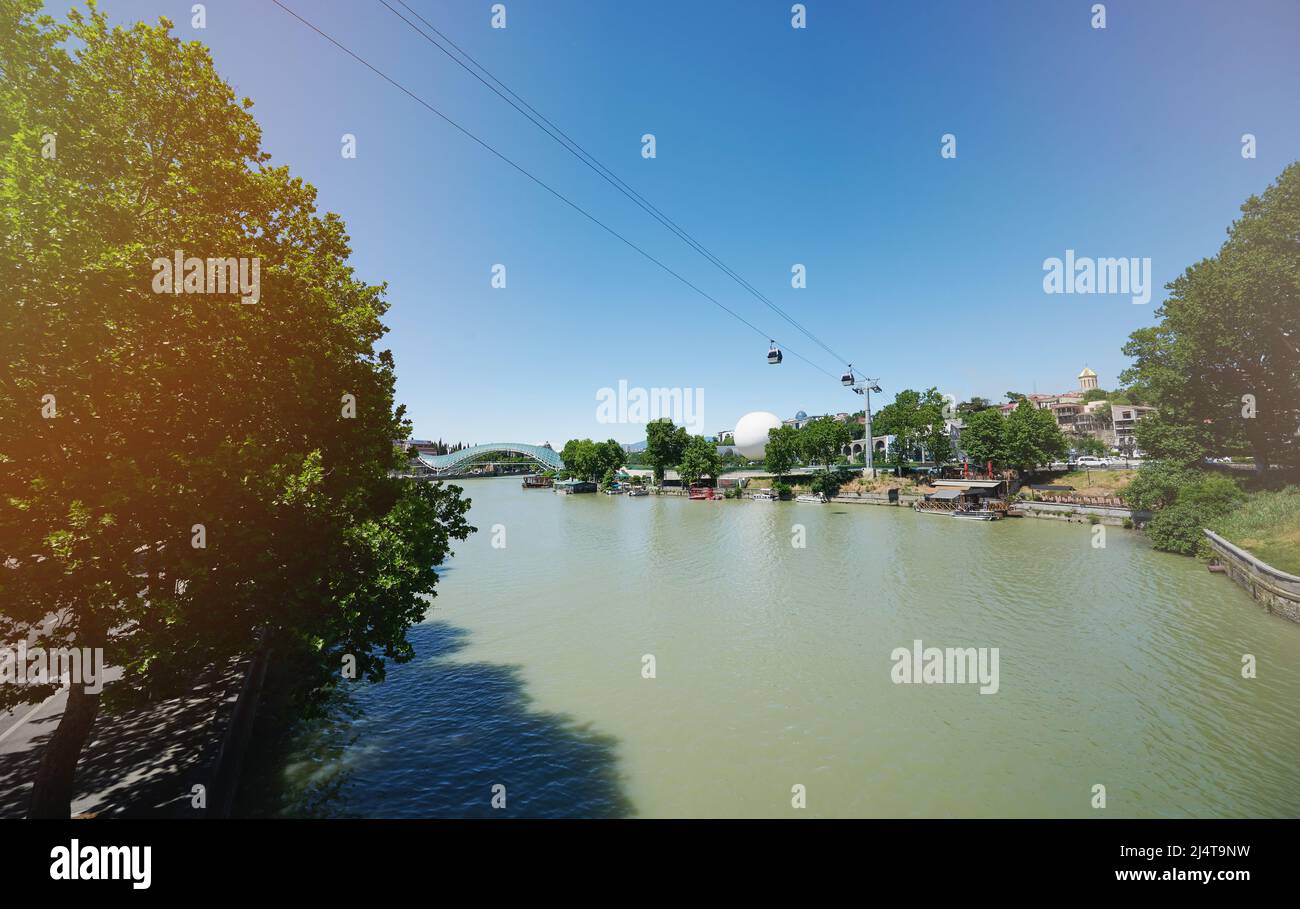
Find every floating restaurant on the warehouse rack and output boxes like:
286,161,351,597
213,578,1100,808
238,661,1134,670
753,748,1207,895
915,479,1009,520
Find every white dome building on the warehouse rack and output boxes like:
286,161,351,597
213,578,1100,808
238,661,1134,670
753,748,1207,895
732,411,783,460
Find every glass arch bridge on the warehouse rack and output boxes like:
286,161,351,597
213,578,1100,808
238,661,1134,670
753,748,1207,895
417,443,565,477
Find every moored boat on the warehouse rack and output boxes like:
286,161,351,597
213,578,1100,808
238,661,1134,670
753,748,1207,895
916,479,1008,521
795,493,826,504
952,507,1003,521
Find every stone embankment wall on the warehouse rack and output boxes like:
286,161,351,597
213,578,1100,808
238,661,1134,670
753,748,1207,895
1008,501,1148,526
1204,530,1300,625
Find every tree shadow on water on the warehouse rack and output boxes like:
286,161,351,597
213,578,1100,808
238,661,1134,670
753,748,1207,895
245,620,635,819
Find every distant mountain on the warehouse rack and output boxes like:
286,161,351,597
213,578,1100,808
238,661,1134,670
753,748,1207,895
622,440,647,453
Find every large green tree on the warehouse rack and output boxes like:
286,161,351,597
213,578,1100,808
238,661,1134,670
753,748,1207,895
645,418,689,483
959,408,1006,468
799,416,851,469
1001,401,1067,472
559,438,625,482
1122,163,1300,472
0,2,472,816
764,425,800,481
873,388,951,464
677,435,721,488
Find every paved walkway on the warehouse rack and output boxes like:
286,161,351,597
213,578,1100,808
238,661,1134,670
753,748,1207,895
0,659,246,818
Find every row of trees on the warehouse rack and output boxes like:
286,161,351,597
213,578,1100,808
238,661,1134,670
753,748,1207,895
959,401,1069,473
763,417,853,480
641,420,723,487
414,439,469,456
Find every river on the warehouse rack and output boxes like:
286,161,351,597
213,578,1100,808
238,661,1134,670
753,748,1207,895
249,477,1300,818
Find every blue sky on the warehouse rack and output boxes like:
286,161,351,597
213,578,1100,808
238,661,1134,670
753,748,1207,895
55,0,1300,445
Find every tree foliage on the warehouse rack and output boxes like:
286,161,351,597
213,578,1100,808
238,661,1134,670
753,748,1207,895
958,402,1065,472
0,2,473,815
645,418,689,483
764,424,800,481
1002,401,1067,471
677,435,720,488
1122,462,1245,554
872,388,951,464
1071,434,1108,457
799,416,852,468
959,408,1005,468
1122,162,1300,472
559,438,625,483
956,396,994,416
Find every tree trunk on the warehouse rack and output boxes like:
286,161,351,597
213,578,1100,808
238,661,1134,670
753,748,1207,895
27,682,101,818
1248,434,1269,477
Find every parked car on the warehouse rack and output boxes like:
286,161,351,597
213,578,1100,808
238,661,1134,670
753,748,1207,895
1076,456,1107,468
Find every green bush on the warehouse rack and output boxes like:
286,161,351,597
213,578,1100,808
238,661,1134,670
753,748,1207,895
810,473,842,498
1146,502,1217,556
773,481,793,500
1123,463,1245,555
1121,461,1196,511
1180,474,1245,511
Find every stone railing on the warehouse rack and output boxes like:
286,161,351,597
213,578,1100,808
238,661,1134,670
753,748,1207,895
1204,529,1300,625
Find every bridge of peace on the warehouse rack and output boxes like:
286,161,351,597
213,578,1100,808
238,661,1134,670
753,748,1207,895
416,442,565,478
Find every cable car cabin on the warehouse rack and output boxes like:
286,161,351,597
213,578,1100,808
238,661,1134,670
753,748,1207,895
767,344,783,364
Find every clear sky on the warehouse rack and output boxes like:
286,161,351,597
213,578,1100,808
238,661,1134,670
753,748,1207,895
52,0,1300,445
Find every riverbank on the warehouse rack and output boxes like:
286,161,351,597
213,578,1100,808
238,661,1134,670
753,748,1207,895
646,479,1149,525
1212,486,1300,575
1205,529,1300,624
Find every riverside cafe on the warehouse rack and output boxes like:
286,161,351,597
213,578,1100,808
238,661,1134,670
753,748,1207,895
915,479,1009,518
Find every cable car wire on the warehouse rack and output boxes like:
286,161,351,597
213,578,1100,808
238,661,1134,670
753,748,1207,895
269,0,843,381
379,0,860,373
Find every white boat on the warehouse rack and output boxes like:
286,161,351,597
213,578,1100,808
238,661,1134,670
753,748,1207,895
750,488,776,500
952,508,1002,521
795,493,826,504
626,486,648,496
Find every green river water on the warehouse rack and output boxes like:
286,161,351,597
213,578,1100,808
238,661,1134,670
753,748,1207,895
254,477,1300,818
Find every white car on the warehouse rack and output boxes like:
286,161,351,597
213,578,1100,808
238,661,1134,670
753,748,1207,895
1076,456,1107,468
